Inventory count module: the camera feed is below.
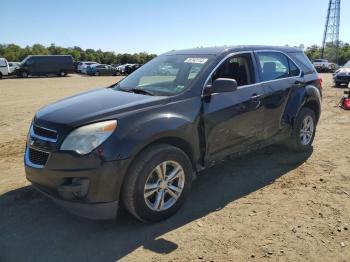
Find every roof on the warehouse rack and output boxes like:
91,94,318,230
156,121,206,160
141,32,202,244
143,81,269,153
164,45,301,56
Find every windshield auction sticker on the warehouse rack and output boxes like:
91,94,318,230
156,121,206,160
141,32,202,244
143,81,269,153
184,58,208,64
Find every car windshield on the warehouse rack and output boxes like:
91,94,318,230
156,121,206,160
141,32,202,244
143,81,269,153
343,61,350,68
20,56,31,65
113,54,213,96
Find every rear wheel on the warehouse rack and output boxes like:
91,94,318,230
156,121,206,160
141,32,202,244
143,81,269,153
122,144,193,222
0,72,2,79
286,107,316,152
60,71,67,77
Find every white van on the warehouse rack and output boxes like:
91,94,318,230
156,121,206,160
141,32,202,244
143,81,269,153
0,58,10,79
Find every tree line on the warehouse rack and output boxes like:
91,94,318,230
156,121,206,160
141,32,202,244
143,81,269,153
1,42,350,66
304,42,350,65
0,44,157,65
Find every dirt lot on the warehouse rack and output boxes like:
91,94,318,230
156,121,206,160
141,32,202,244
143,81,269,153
0,74,349,262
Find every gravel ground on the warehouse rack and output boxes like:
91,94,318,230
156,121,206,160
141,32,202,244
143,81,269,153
0,73,349,262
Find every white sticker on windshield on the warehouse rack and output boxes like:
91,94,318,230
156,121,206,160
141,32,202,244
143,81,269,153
184,58,208,64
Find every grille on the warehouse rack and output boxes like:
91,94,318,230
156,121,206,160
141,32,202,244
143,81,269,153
33,125,57,140
337,75,350,81
29,148,50,166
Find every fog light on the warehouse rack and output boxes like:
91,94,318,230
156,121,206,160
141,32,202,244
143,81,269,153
58,178,89,200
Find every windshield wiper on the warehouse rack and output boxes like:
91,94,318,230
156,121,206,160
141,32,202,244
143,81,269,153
119,87,155,96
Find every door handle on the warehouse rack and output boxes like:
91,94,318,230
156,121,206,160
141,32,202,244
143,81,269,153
294,81,305,88
250,94,262,109
250,94,262,101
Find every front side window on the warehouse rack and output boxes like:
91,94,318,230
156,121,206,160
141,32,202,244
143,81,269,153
114,54,213,96
212,53,255,86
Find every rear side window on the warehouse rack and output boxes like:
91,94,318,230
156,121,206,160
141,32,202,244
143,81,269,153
289,52,316,75
257,52,290,81
257,52,301,81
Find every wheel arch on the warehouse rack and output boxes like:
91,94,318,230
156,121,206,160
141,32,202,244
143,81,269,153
126,136,197,174
303,100,321,123
118,137,196,203
286,84,321,127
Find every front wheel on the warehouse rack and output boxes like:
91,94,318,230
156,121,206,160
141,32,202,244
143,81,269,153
122,144,193,222
21,71,28,78
286,107,316,152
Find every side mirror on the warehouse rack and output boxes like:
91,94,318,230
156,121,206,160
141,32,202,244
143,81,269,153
205,78,238,95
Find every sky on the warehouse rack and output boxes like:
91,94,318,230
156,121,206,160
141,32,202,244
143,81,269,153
2,0,349,54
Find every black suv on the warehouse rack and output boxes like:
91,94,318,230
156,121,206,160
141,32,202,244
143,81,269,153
25,46,322,222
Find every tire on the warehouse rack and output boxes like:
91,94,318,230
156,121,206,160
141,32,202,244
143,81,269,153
21,71,28,78
0,72,2,79
286,107,316,152
60,71,67,77
122,144,193,222
94,71,99,76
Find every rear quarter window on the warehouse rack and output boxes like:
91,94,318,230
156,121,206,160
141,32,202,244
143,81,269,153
289,52,316,75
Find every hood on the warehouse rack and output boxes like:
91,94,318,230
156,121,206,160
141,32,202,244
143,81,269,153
35,88,165,127
337,68,350,75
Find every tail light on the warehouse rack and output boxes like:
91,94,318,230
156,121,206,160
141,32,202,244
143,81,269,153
316,75,323,90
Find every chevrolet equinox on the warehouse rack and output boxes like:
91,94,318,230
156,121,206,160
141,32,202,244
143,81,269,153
25,46,322,222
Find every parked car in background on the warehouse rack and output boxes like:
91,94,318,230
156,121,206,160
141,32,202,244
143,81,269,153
16,55,74,77
77,61,98,74
8,62,21,74
312,59,337,72
333,60,350,87
0,58,10,79
125,64,142,75
86,64,119,76
25,46,322,222
116,64,132,75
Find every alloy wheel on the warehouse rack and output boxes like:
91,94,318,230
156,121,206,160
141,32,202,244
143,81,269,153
300,115,314,145
144,161,185,212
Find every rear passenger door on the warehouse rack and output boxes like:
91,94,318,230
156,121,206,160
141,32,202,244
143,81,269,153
255,51,302,140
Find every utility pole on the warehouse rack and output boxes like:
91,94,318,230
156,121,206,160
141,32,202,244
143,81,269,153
321,0,341,63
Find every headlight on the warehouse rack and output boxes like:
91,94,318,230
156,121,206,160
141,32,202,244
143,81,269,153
61,120,117,155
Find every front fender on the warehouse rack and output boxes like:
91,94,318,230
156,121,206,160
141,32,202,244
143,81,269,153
103,97,202,163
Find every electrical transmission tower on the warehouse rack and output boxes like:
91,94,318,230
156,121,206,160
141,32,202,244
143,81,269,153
321,0,341,63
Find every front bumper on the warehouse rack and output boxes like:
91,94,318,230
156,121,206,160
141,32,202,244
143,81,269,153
25,146,129,220
334,75,350,84
32,182,119,220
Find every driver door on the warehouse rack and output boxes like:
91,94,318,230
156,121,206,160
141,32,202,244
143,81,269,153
203,52,265,162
